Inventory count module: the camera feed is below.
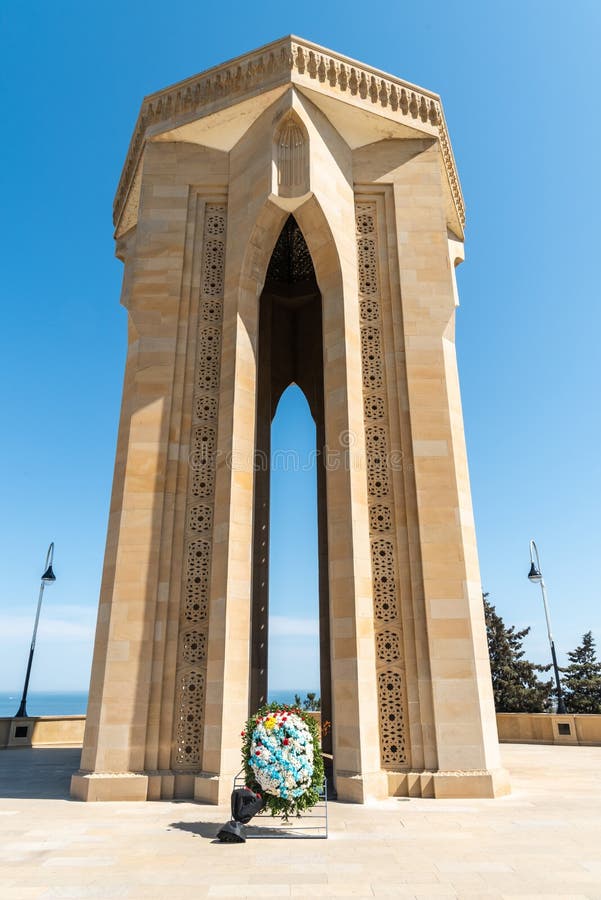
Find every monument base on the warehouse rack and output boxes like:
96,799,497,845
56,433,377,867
335,770,389,803
387,768,511,799
194,772,236,805
70,772,149,801
71,766,510,802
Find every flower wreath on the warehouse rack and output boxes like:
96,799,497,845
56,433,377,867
241,703,324,817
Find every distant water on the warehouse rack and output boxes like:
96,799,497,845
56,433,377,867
267,689,319,706
0,691,88,718
0,689,318,718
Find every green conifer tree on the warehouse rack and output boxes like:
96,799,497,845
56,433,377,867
303,692,321,711
483,593,553,712
562,631,601,713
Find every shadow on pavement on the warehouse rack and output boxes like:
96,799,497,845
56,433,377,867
0,747,81,799
168,820,223,841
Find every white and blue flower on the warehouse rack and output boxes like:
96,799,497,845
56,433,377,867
248,711,315,799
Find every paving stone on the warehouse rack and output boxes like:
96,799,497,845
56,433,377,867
0,744,600,898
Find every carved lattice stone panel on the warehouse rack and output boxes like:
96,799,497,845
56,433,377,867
181,629,207,665
174,669,206,768
366,425,387,459
188,504,213,533
369,504,392,533
205,206,226,236
357,237,378,295
355,197,407,771
364,395,385,420
356,206,377,235
187,539,210,581
201,240,225,296
191,426,216,467
360,298,380,322
184,540,211,622
361,327,384,390
377,631,401,663
266,216,316,284
371,539,398,622
190,426,217,499
367,458,389,498
190,454,215,499
196,327,221,392
173,201,227,773
200,297,223,323
378,671,407,765
195,395,218,421
366,426,389,499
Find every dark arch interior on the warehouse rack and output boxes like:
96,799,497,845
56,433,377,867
250,215,332,754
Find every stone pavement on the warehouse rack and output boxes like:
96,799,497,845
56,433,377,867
0,744,600,899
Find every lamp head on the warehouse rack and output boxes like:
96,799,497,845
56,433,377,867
41,542,56,584
527,562,542,584
41,565,56,584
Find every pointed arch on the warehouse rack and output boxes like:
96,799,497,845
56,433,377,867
206,189,384,796
235,193,345,336
249,210,330,740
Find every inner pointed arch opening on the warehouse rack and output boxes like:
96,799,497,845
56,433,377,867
251,213,332,755
266,215,316,288
268,383,319,703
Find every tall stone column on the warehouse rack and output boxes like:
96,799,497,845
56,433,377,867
391,142,509,798
72,143,227,801
192,117,283,804
72,171,188,798
292,98,388,802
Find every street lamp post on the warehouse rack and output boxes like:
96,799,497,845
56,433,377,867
527,539,566,714
14,543,56,718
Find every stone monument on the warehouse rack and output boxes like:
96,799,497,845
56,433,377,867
71,37,509,803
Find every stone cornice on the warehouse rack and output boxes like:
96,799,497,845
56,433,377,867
114,36,465,233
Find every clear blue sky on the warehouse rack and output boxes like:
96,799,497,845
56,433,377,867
1,1,599,693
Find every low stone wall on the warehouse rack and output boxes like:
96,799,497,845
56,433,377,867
0,719,10,747
2,713,599,751
496,713,601,746
0,716,86,749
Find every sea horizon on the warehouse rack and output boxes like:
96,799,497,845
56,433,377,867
0,688,320,718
